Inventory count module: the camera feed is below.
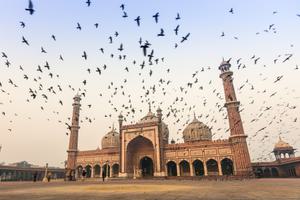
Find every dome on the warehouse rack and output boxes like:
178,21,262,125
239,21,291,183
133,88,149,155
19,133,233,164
274,137,293,150
139,110,158,123
138,106,169,143
183,115,212,142
101,126,119,149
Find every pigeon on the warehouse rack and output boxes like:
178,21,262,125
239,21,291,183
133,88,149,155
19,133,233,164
25,0,35,15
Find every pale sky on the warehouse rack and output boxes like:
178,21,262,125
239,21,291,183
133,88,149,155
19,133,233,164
0,0,299,167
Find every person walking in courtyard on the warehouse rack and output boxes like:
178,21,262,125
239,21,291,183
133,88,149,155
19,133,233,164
33,171,38,182
81,169,86,181
102,170,105,182
46,172,52,182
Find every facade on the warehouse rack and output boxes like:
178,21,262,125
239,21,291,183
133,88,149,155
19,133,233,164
252,137,300,178
65,60,254,179
0,161,65,181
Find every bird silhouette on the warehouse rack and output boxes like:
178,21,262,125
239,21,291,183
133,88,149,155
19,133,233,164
153,12,159,23
181,33,190,43
25,0,35,15
134,16,141,26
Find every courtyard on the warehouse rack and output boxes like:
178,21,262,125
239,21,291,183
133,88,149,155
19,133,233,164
0,178,299,200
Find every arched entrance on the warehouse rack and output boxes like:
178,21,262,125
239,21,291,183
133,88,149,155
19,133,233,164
85,165,92,178
179,160,190,176
140,156,154,177
102,164,110,177
167,161,177,176
193,160,204,176
206,159,218,175
76,165,83,178
112,164,119,177
271,168,279,177
126,136,155,177
221,158,234,175
94,165,101,177
263,168,271,177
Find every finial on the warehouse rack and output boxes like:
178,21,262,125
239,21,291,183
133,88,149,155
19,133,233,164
111,122,115,131
193,112,196,119
148,102,151,112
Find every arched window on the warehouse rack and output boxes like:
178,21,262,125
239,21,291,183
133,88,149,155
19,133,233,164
166,161,177,176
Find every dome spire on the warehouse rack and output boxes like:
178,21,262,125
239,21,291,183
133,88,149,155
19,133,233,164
148,102,151,112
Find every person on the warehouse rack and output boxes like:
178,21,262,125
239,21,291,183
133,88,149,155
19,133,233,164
47,172,52,182
82,169,86,181
33,171,38,182
102,170,106,182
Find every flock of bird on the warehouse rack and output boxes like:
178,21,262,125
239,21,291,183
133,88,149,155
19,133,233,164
0,0,299,162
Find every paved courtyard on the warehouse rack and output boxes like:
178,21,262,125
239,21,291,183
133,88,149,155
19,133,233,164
0,178,299,200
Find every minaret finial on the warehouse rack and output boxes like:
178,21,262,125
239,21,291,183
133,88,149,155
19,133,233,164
193,112,196,119
148,102,151,112
112,123,115,131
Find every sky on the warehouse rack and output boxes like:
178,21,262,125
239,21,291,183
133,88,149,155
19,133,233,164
0,0,299,167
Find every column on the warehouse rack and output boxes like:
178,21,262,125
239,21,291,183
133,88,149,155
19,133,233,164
190,162,194,176
218,160,223,176
176,163,180,176
91,167,94,178
109,165,113,177
204,161,208,176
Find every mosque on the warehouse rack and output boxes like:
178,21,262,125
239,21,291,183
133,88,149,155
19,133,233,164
65,60,299,180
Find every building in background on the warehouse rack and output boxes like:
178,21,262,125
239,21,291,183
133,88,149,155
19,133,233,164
66,60,254,179
252,137,300,178
0,161,65,181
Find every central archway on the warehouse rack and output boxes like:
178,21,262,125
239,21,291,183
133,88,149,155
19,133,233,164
126,136,155,177
140,156,154,177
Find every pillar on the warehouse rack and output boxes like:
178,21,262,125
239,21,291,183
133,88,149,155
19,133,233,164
218,160,223,176
176,163,180,176
91,167,94,178
204,161,208,176
190,162,194,176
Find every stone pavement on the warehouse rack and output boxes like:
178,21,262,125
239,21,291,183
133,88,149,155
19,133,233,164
0,178,299,200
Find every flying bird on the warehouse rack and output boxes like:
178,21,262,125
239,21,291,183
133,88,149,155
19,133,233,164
22,36,29,45
25,0,35,15
134,16,141,26
181,33,190,43
153,12,159,23
86,0,91,6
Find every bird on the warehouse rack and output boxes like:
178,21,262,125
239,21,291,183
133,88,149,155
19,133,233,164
134,16,141,26
157,28,165,36
122,11,128,18
82,51,87,60
25,0,35,15
51,35,56,41
94,23,99,28
86,0,91,6
229,8,234,14
181,33,190,43
120,4,125,10
118,43,123,51
22,36,29,45
20,21,25,28
140,42,150,56
76,23,82,30
174,25,180,35
153,12,159,23
175,13,180,20
41,47,47,53
221,32,225,37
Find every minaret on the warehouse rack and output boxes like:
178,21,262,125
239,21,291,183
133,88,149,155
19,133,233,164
66,94,81,180
219,59,252,176
118,112,123,173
